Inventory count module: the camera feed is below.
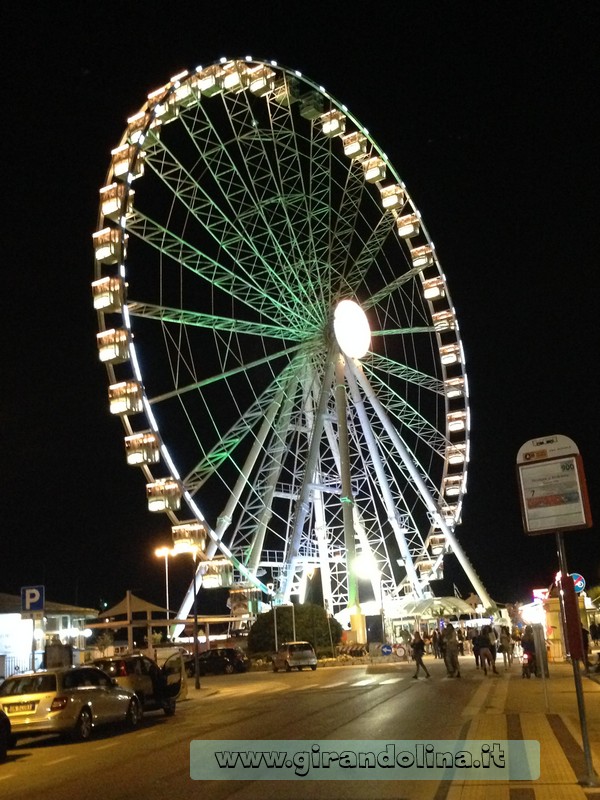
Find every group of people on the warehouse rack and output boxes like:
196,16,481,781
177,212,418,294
410,623,529,679
411,623,463,679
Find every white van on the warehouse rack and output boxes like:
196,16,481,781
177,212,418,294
272,641,317,672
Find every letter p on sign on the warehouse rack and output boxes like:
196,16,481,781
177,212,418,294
21,585,45,612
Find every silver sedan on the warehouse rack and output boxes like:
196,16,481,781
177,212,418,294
0,666,142,744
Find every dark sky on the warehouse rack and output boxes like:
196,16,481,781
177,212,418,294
2,3,598,614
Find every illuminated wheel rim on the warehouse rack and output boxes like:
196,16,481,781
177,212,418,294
93,57,479,623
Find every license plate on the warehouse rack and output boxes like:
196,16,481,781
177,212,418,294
4,702,36,714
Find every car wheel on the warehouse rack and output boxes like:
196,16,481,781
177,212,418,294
0,737,7,762
72,707,93,742
163,699,176,717
297,666,303,671
272,664,278,672
126,698,142,728
311,665,317,671
224,663,235,675
285,662,291,673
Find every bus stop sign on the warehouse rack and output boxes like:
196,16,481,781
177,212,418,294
516,435,593,535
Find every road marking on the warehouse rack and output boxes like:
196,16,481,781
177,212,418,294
321,681,347,689
461,673,495,717
94,741,121,750
380,677,402,684
352,679,377,686
136,730,156,737
46,755,75,765
0,773,16,781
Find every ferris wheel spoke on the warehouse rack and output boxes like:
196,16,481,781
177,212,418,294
127,300,300,340
147,342,306,405
371,326,437,337
182,359,303,492
365,353,445,395
335,206,399,296
177,96,327,326
363,264,431,310
365,379,449,456
126,208,305,327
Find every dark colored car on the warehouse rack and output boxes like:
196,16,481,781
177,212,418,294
92,653,183,715
184,647,249,676
0,709,10,761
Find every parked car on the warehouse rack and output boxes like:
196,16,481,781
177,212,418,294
92,653,183,715
0,709,10,761
0,666,141,743
272,641,317,672
184,647,249,677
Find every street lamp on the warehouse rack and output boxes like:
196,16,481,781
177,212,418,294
171,522,207,691
273,602,296,651
154,546,174,637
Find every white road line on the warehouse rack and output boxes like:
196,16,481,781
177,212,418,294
0,773,16,781
380,677,402,684
46,755,75,765
352,679,377,686
94,741,121,750
321,681,347,689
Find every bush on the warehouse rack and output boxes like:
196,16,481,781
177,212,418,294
247,603,343,654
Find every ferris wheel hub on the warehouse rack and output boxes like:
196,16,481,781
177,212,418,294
333,299,371,359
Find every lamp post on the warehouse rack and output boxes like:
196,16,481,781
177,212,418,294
171,522,206,691
155,546,173,637
190,549,201,690
273,603,296,647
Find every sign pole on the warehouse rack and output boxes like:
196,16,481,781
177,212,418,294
555,532,597,786
516,436,596,787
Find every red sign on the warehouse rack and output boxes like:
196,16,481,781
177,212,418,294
560,574,584,661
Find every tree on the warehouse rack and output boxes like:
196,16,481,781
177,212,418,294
247,603,343,654
587,585,600,603
95,631,114,656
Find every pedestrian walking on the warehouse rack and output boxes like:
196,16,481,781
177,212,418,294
443,623,461,678
499,626,513,670
432,629,442,659
477,626,498,675
411,631,430,679
488,625,498,666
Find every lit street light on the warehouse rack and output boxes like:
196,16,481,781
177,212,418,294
171,522,207,690
154,546,174,638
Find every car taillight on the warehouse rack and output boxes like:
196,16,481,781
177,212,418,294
50,697,68,711
118,662,128,677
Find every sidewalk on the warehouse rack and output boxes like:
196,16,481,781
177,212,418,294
180,657,600,798
447,659,600,799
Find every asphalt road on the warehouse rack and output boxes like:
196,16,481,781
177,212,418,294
0,661,503,800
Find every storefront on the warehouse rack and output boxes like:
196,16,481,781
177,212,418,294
0,593,97,677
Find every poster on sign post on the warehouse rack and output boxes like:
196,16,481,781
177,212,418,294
516,435,593,535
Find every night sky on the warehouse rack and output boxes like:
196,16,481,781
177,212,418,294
2,4,598,615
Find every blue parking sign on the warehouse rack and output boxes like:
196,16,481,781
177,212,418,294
21,585,45,612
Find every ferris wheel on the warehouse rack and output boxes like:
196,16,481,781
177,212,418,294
92,57,493,629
